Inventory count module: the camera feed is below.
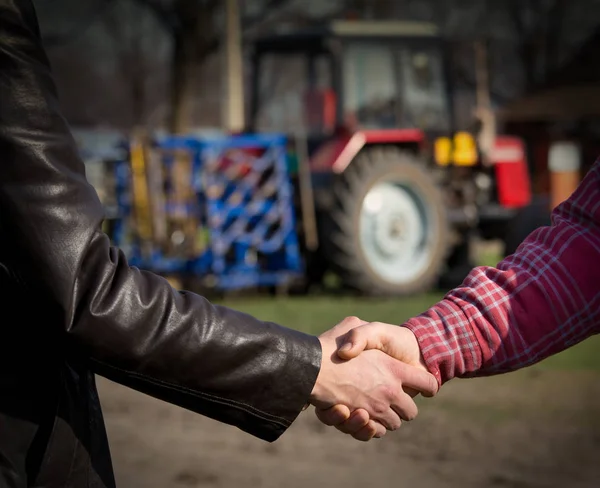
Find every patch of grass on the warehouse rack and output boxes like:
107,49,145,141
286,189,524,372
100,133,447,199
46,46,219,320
217,294,600,372
216,294,444,336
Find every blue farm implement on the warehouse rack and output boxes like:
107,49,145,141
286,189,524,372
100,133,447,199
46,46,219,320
79,131,302,291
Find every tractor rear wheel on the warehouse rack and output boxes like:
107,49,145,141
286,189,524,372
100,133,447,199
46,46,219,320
323,147,450,296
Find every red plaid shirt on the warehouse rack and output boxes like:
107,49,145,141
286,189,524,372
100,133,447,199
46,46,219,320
404,159,600,387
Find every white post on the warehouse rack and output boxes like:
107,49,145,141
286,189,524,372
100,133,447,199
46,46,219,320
223,0,245,132
548,141,581,209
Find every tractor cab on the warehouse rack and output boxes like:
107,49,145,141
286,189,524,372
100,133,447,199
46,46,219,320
249,20,453,145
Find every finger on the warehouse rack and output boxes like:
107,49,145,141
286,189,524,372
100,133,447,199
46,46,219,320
395,361,439,398
336,324,381,360
334,409,370,435
372,407,402,432
371,420,387,439
351,421,379,442
315,404,351,426
391,390,419,422
335,414,387,439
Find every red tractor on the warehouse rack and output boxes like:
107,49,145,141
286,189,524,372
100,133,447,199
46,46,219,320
247,20,532,295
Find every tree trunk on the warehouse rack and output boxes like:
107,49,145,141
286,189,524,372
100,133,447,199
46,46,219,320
169,31,189,133
168,1,219,134
130,30,146,127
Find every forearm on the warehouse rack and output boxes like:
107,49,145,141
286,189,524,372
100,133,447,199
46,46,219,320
0,0,320,441
404,162,600,386
76,235,320,440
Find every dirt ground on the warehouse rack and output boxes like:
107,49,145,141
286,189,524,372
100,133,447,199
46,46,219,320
98,367,600,488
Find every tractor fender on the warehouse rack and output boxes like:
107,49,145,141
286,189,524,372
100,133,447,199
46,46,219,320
491,135,532,209
309,128,425,174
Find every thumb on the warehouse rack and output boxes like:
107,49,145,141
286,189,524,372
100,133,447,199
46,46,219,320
336,323,384,360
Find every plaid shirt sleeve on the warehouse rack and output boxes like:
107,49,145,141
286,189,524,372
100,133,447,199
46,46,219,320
404,159,600,387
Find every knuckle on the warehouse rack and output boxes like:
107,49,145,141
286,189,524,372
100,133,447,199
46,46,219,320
380,385,398,402
343,316,362,326
372,400,389,416
352,410,369,426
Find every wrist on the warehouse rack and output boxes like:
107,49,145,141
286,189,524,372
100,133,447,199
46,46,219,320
399,326,429,372
309,336,332,406
402,320,443,388
308,337,324,405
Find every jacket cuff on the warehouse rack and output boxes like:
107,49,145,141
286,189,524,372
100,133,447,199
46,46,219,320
258,330,322,442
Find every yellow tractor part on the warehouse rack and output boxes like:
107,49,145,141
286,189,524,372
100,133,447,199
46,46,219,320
434,132,478,167
168,150,202,257
452,131,478,166
434,136,452,166
129,135,153,242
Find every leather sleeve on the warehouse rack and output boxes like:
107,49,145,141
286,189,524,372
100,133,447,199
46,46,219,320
0,0,321,442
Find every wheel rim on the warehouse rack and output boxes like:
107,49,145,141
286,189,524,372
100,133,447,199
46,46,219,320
359,180,439,285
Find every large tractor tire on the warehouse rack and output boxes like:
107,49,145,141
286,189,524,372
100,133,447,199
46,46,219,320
323,147,450,296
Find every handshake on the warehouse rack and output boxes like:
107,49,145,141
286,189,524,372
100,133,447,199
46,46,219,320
307,316,437,442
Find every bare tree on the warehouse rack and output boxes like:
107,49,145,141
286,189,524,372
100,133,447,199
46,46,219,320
125,0,298,132
43,0,296,132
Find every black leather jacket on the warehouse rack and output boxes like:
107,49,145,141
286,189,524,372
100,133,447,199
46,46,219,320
0,2,322,487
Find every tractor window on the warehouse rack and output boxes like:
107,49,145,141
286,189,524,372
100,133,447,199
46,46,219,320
398,47,450,132
254,53,333,136
342,41,451,132
255,54,308,134
342,42,399,129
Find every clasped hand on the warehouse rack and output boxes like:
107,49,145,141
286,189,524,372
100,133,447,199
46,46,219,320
308,317,437,442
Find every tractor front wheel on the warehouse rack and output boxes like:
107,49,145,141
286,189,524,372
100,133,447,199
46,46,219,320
323,147,450,296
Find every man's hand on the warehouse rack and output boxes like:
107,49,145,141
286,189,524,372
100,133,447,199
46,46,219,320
338,321,430,374
309,317,437,441
314,321,437,441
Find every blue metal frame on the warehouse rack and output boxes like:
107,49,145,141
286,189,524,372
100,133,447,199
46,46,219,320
85,132,303,290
